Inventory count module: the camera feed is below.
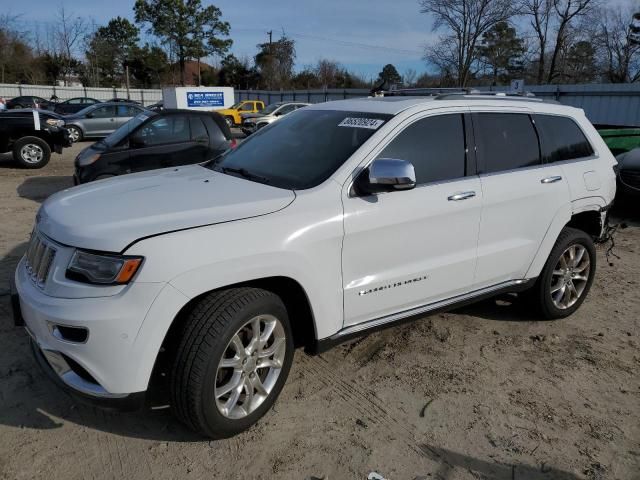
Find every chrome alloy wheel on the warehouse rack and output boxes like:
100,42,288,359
214,314,287,419
67,127,80,142
550,244,591,309
20,144,44,164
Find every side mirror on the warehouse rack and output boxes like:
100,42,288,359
85,112,94,118
356,158,416,195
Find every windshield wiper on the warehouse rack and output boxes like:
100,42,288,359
219,166,270,184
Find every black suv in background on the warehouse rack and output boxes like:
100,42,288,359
74,109,235,184
0,109,71,168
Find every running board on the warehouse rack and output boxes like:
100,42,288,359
309,278,535,354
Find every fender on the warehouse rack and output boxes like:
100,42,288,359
525,196,606,278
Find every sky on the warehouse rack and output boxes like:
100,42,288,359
12,0,438,80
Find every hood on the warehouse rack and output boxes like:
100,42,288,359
242,113,267,120
37,165,295,252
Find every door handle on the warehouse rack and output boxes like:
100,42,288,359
448,191,476,201
541,175,562,184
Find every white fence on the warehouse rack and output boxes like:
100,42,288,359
0,83,162,106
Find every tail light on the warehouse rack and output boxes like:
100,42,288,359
229,138,237,149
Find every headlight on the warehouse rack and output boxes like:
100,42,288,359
77,153,101,167
46,118,65,127
66,251,143,285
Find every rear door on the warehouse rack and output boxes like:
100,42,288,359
472,111,570,288
115,105,143,128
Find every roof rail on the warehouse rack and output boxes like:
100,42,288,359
376,87,481,97
435,91,545,102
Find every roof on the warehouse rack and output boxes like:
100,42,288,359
307,95,582,116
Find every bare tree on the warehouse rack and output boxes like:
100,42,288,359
596,5,640,82
420,0,518,87
403,68,418,86
520,0,553,83
545,0,597,83
315,59,340,87
55,7,87,85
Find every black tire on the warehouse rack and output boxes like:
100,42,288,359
170,287,294,438
12,136,51,169
66,125,83,143
529,226,596,319
225,116,234,128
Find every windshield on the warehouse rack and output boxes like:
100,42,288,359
101,112,153,147
208,109,392,189
230,102,243,109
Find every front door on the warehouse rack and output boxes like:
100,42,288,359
342,112,482,327
128,113,194,172
471,111,571,288
84,105,117,136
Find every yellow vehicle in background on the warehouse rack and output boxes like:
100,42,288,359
218,100,265,127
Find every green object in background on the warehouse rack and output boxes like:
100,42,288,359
598,128,640,156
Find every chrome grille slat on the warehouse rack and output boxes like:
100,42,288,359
24,230,56,289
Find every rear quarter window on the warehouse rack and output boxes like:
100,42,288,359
533,114,594,163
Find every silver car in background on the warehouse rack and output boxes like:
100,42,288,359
64,102,147,142
241,101,310,135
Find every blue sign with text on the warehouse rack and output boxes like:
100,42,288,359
187,91,225,107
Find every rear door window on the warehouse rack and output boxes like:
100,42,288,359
473,113,541,174
533,114,594,163
376,114,467,185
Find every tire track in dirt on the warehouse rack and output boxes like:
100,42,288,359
299,353,432,461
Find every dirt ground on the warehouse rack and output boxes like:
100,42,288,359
0,141,638,480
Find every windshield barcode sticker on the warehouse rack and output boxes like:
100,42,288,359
338,117,385,130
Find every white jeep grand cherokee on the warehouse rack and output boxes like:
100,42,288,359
13,94,616,438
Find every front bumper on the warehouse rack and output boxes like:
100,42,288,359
14,256,168,398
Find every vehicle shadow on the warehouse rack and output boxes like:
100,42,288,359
0,242,201,442
0,152,18,168
418,444,582,479
16,176,73,203
454,293,543,322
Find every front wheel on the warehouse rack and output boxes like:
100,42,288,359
170,287,294,438
13,136,51,168
225,116,234,128
530,227,596,319
66,125,82,143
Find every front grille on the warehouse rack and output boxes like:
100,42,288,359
24,231,56,288
620,170,640,189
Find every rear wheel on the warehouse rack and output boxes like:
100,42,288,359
12,136,51,169
530,227,596,319
170,287,294,438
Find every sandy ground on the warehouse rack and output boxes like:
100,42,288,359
0,142,638,480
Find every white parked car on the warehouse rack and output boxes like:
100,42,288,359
241,101,310,135
12,94,617,438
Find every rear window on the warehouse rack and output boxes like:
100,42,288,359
209,110,392,189
473,113,541,174
534,114,594,163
